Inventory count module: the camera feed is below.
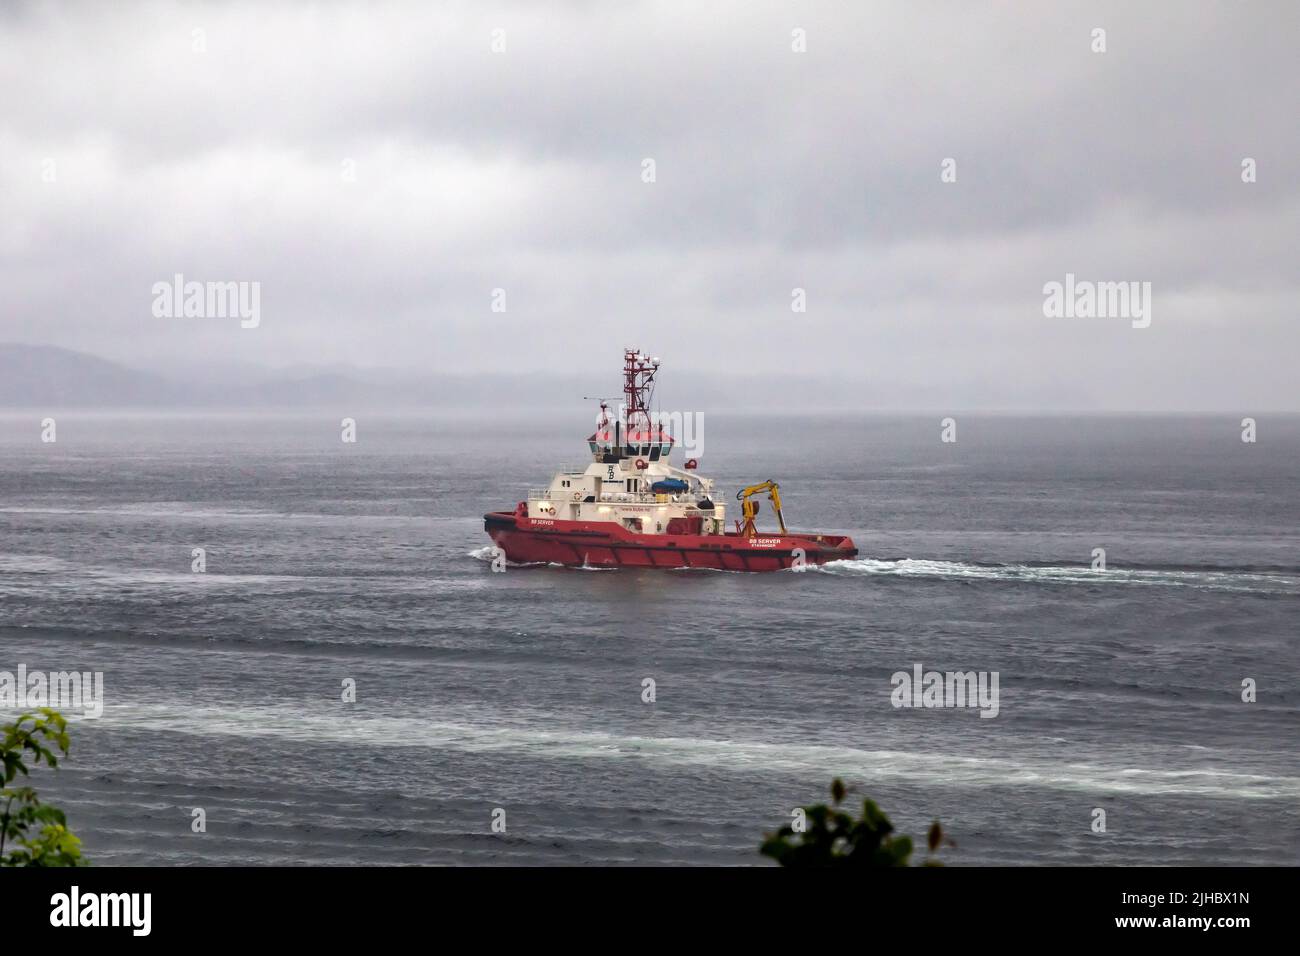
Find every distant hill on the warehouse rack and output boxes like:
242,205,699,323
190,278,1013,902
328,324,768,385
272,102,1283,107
0,344,386,409
0,343,1097,412
0,344,591,410
0,345,190,407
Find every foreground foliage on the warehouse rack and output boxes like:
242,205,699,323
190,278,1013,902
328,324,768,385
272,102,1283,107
1,709,84,866
760,778,949,867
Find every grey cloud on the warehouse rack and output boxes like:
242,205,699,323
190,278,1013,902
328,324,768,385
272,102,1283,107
1,0,1296,410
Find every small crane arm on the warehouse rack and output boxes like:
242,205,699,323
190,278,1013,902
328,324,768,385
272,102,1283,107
735,480,787,536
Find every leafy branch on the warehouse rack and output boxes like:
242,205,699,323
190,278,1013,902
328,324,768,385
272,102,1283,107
760,778,952,867
0,709,84,867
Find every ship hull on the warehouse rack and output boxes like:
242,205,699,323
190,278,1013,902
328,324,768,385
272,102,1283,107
484,511,857,571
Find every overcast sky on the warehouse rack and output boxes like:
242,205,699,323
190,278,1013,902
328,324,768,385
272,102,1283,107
1,1,1296,410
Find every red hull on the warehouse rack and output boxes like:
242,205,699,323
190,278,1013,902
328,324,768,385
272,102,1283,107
484,511,857,571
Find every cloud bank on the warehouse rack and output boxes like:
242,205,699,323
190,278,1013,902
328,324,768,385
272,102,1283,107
1,0,1296,410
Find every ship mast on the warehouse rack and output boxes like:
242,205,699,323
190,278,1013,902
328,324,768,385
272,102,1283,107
622,347,660,437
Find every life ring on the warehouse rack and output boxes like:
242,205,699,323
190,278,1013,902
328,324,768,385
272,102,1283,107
685,458,698,470
572,491,582,502
635,458,648,470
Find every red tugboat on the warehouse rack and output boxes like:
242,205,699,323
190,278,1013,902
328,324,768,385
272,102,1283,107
483,349,857,571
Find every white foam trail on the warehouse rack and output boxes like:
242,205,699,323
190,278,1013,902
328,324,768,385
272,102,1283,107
0,554,72,574
0,554,481,595
96,702,1300,801
813,558,1300,594
467,547,616,571
467,545,544,569
0,503,278,520
568,562,617,572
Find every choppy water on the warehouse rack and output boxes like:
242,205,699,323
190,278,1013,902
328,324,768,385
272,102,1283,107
1,412,1297,865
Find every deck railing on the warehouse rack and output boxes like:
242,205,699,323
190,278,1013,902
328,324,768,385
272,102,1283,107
527,489,714,505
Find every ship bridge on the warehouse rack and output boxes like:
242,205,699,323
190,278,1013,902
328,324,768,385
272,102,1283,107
525,348,722,534
587,425,674,463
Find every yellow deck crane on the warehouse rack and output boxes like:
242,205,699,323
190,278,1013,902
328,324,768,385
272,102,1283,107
735,480,786,537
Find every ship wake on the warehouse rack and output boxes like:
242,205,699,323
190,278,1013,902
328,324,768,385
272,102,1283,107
812,558,1300,594
467,546,616,571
